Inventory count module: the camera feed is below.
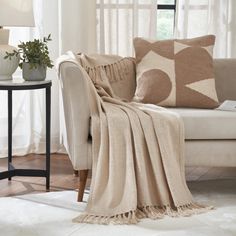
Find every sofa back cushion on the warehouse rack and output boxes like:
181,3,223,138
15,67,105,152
214,59,236,102
133,35,220,108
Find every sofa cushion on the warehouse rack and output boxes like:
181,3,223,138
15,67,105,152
133,35,219,108
214,59,236,102
167,108,236,140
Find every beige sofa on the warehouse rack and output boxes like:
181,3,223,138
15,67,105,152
59,58,236,173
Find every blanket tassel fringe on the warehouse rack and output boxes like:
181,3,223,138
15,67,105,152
72,202,213,225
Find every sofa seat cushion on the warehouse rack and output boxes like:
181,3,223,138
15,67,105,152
167,108,236,140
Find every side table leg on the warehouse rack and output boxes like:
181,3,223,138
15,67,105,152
46,86,51,190
8,90,12,181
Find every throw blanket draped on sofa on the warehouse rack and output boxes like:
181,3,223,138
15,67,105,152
57,52,211,225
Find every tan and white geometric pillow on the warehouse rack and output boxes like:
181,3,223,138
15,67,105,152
133,35,219,108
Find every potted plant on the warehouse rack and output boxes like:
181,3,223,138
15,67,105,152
4,34,53,81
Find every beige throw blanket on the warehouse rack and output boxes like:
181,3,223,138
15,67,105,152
57,52,212,225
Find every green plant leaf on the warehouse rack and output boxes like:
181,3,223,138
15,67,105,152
3,34,54,69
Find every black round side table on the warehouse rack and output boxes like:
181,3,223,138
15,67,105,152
0,79,51,190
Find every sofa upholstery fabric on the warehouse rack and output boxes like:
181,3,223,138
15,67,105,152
214,59,236,102
168,108,236,140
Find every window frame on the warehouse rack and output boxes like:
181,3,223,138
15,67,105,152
157,0,177,36
157,0,176,11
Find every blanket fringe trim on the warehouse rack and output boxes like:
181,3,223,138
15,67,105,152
72,202,213,225
79,57,135,83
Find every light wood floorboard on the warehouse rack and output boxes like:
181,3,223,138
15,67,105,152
0,154,90,197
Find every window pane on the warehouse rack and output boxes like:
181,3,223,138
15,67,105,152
157,10,174,40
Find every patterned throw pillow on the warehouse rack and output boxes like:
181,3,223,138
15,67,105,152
133,35,219,108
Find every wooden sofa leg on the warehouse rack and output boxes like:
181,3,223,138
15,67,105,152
73,169,79,177
77,169,89,202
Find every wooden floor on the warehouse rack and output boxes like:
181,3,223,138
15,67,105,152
0,154,88,197
0,154,235,197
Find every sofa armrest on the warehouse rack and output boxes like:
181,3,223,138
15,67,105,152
59,61,92,170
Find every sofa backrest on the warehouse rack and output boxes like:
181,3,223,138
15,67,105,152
214,59,236,102
110,58,236,103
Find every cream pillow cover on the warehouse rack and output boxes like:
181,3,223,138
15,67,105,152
133,35,219,108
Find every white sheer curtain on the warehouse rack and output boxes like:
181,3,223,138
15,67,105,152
175,0,236,58
97,0,158,56
59,0,97,54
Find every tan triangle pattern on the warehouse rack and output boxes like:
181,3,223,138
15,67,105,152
185,78,218,102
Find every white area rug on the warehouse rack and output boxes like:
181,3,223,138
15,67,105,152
0,179,236,236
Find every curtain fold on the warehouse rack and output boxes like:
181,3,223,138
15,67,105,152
175,0,236,58
97,0,158,56
59,0,97,54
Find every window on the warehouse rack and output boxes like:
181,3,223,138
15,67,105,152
157,0,176,40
